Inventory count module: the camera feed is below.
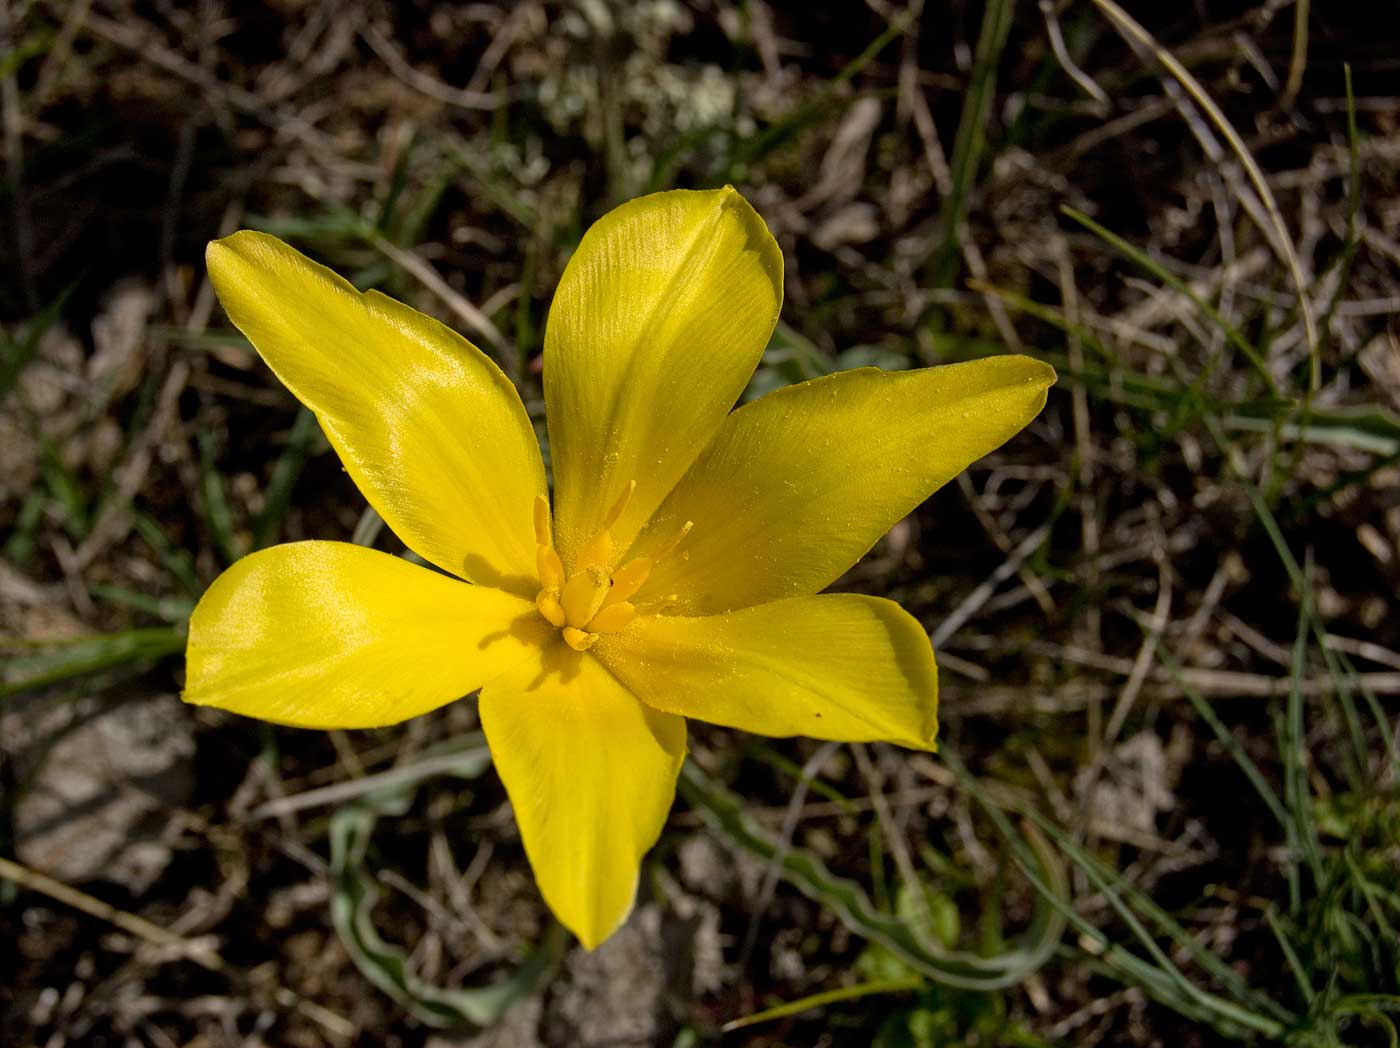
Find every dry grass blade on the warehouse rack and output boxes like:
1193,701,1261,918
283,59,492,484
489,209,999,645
0,855,221,967
1088,0,1321,388
0,856,355,1038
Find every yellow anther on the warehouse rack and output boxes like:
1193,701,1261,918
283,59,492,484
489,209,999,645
654,520,694,560
587,602,636,635
636,593,680,615
602,480,636,530
603,557,652,607
562,627,597,652
561,567,610,628
533,494,553,547
535,591,567,628
537,545,565,592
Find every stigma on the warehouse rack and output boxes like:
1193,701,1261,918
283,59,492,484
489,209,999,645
532,484,688,652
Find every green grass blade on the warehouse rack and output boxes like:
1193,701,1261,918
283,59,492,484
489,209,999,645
197,428,243,566
927,0,1016,288
1263,907,1316,1007
39,435,89,538
1317,64,1363,362
1152,643,1290,830
722,976,922,1032
942,750,1291,1039
2,488,45,565
1,627,186,699
1020,807,1292,1037
0,283,73,403
89,584,194,623
132,511,203,597
1283,579,1327,890
678,759,1066,990
1062,206,1278,394
252,407,319,550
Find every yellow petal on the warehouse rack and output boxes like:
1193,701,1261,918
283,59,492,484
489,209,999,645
207,232,545,593
478,646,686,949
628,356,1056,614
184,542,550,728
595,595,938,750
544,187,782,569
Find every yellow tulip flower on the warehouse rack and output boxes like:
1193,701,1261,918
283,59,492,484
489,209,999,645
184,187,1055,949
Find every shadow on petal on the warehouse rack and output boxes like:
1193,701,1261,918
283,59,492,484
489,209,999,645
462,553,539,600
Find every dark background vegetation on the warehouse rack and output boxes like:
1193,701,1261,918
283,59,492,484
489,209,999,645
3,0,1399,1045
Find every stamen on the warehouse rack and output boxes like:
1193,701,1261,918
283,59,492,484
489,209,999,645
535,591,567,628
561,567,610,628
537,546,565,592
532,494,553,547
587,602,636,634
603,557,652,607
562,626,597,652
532,495,569,627
654,520,694,561
602,480,636,530
635,593,681,616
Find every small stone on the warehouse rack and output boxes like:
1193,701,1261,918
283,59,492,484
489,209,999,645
4,691,195,894
548,904,667,1045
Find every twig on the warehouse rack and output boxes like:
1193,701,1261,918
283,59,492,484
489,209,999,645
33,0,94,106
360,23,501,110
0,856,218,968
248,747,491,820
854,744,935,940
1040,0,1109,109
80,10,377,180
1279,0,1309,110
931,522,1053,648
738,741,840,969
0,0,37,309
1104,532,1173,743
1053,236,1101,662
70,359,190,570
367,232,516,375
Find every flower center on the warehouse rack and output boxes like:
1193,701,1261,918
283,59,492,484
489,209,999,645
531,482,690,652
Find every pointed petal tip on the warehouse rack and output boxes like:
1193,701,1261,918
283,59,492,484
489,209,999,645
541,862,642,953
686,184,780,274
884,721,939,753
204,236,230,271
1027,357,1058,388
205,230,272,285
994,353,1058,389
206,227,258,257
570,910,625,952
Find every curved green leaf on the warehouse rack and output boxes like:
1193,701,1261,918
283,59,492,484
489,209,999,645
677,759,1067,991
